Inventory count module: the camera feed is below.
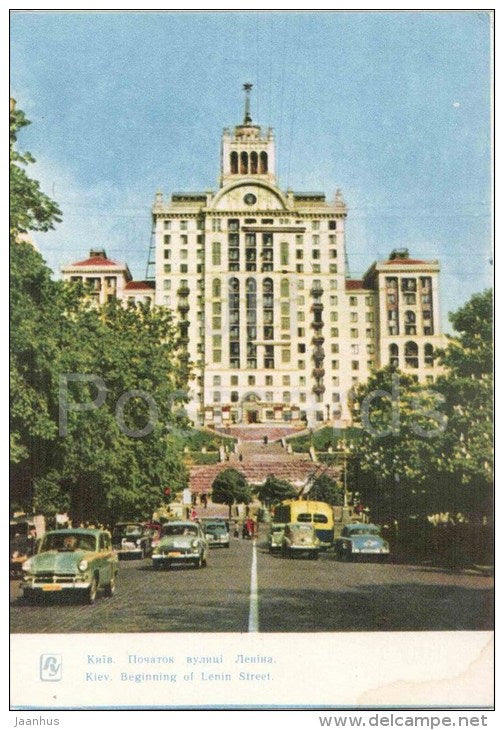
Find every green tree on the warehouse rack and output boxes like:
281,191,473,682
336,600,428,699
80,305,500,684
256,474,297,507
211,469,251,517
309,473,343,506
10,101,62,235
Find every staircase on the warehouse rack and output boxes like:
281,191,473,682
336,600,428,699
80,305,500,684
189,434,340,495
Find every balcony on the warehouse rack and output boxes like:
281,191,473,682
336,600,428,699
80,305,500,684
312,347,325,363
312,384,326,395
312,367,325,379
178,301,190,314
312,335,325,346
310,320,324,330
177,285,190,297
310,285,324,298
311,301,323,312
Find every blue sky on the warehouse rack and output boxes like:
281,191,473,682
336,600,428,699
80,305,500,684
10,11,492,330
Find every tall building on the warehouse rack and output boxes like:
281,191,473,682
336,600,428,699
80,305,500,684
63,86,444,428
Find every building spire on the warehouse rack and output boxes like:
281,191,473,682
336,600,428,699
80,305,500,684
243,82,253,124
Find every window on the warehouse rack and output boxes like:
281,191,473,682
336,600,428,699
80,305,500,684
296,264,304,273
328,220,337,230
281,348,291,363
180,264,188,273
312,249,320,259
298,360,305,370
331,344,339,354
264,344,274,369
350,328,359,338
164,220,172,230
180,235,188,246
312,220,320,230
404,310,416,335
349,296,357,306
212,241,221,266
297,344,306,354
332,393,340,403
350,312,358,322
403,292,416,305
212,218,221,232
180,220,188,231
329,235,337,245
213,392,221,404
366,328,375,338
330,280,338,290
366,312,374,322
164,234,171,245
351,360,359,371
212,317,221,329
164,264,171,273
281,317,290,330
329,264,338,273
297,311,305,321
300,392,306,403
367,344,375,354
332,376,339,386
424,343,434,367
248,376,255,386
280,242,289,266
265,375,273,386
401,278,417,292
332,360,339,370
405,341,419,368
296,249,304,259
351,344,359,354
283,375,291,385
331,327,339,337
163,280,171,290
212,279,221,298
330,296,338,306
265,392,273,402
213,350,221,363
281,278,290,298
298,327,305,337
180,249,188,260
213,376,221,386
231,375,239,385
330,311,338,322
295,234,304,245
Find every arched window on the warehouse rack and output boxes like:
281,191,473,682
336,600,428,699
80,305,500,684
404,310,416,335
246,280,257,367
260,151,268,173
389,343,399,368
250,151,258,174
240,151,248,175
280,278,290,298
424,343,434,367
230,151,238,174
212,278,221,298
229,278,240,368
405,341,419,368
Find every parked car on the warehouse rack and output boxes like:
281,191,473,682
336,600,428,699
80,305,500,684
21,528,118,604
282,523,320,559
112,522,153,559
334,523,390,561
10,519,37,577
268,522,286,552
152,521,208,569
204,521,230,548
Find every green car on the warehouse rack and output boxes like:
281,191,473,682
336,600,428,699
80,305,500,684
21,528,118,604
268,522,286,552
152,521,208,569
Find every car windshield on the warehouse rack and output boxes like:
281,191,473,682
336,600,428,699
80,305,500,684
271,525,284,533
113,524,142,537
347,527,381,536
206,524,226,534
40,533,97,552
162,524,198,537
291,524,313,534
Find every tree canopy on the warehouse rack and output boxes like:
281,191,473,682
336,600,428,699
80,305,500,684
256,474,297,507
211,469,251,516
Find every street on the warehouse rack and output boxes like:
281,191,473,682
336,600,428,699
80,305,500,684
10,533,493,633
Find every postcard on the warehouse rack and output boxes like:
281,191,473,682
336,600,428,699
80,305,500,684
8,7,494,717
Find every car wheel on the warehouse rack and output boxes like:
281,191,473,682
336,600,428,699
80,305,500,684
194,554,203,569
310,552,319,560
105,573,116,597
86,576,98,604
225,543,230,548
202,555,208,567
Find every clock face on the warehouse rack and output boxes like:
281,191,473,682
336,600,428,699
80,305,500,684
244,193,257,206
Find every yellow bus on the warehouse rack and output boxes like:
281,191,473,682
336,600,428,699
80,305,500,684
273,500,334,547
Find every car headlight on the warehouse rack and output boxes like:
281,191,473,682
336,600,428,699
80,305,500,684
191,539,199,548
22,559,32,572
78,559,88,572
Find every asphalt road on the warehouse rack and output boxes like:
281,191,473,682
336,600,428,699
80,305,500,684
10,534,493,633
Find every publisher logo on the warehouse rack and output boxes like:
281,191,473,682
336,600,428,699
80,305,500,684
40,654,62,681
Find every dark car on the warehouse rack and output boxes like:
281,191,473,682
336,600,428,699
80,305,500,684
204,521,230,548
112,522,153,559
334,523,390,561
10,519,37,577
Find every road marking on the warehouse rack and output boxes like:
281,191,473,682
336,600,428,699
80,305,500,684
248,539,259,632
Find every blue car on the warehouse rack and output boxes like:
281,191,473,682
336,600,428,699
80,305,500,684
335,523,390,562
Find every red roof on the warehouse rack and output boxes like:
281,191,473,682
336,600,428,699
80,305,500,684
124,280,155,291
72,256,119,267
383,258,427,265
345,279,366,290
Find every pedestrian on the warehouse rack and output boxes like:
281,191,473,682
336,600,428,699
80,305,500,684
190,507,197,521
